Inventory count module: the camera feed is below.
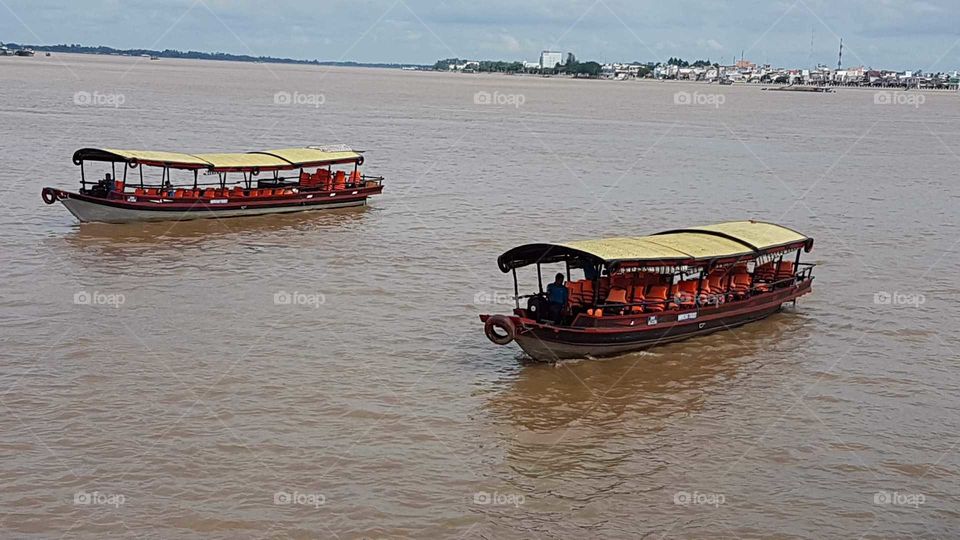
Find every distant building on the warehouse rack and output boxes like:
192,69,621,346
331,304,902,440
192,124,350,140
654,64,680,79
540,51,564,70
449,60,479,71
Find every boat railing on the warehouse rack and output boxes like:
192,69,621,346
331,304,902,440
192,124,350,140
85,172,384,194
749,265,815,293
514,263,817,321
589,298,676,313
584,265,817,314
93,176,384,197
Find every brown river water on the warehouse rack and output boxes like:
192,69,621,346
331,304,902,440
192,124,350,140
1,53,959,538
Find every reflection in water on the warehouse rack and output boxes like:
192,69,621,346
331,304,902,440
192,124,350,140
487,316,796,475
467,316,817,537
63,205,371,245
54,206,374,269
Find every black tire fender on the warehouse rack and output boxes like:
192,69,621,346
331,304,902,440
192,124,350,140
484,315,516,345
41,187,58,204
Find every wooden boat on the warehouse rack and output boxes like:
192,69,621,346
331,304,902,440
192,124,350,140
480,221,815,362
42,145,383,223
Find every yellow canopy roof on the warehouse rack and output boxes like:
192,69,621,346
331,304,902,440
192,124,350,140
78,149,211,167
192,152,291,170
498,221,812,272
255,147,362,168
72,145,363,171
564,232,755,262
672,220,809,252
560,237,693,261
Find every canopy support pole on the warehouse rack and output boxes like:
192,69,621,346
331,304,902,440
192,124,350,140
139,166,143,188
667,271,675,310
537,264,543,294
80,161,86,188
193,170,198,190
593,264,601,306
565,260,570,282
512,268,519,309
695,268,705,307
111,162,116,180
774,255,784,288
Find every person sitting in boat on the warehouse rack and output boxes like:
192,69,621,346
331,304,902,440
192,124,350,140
546,273,568,322
92,173,114,196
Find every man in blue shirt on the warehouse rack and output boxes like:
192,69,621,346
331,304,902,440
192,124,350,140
546,273,568,322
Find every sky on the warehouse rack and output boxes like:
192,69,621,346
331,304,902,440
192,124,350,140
1,0,958,70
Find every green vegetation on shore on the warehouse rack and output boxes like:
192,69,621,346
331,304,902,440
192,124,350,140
434,57,605,78
666,57,717,68
433,59,527,72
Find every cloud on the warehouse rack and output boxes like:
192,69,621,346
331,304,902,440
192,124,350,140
698,38,724,51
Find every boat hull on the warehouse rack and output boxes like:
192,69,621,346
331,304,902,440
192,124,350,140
487,280,811,362
60,196,367,223
47,186,381,224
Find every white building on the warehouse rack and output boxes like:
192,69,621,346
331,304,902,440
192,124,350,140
540,51,564,70
450,61,479,71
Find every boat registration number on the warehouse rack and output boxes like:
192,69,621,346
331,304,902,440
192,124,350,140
210,199,228,204
678,312,697,321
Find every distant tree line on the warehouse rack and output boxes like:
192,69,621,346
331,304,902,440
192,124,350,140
664,57,717,68
561,60,602,78
5,43,425,68
434,56,604,78
433,59,527,72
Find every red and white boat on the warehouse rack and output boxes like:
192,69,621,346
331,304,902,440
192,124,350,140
481,221,815,361
41,145,383,223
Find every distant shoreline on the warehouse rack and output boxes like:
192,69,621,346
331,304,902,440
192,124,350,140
0,42,432,70
434,70,960,92
6,45,957,93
